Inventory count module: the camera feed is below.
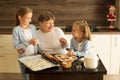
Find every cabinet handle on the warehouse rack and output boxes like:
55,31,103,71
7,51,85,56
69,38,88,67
114,37,117,47
0,55,4,57
0,36,4,37
0,46,4,48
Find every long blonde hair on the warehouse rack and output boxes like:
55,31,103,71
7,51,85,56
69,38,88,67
73,20,91,41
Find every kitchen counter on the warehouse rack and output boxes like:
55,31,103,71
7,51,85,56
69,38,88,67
25,59,107,80
0,27,120,34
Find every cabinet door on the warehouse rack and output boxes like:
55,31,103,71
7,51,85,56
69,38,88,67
110,35,120,74
91,34,111,74
65,34,72,48
0,55,21,73
0,34,20,73
0,35,12,43
0,34,17,55
0,44,17,55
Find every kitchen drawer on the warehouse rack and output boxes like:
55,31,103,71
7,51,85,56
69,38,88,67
0,55,21,73
0,35,12,44
0,44,17,55
0,41,13,45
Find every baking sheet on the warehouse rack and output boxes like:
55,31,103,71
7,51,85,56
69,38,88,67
18,55,59,71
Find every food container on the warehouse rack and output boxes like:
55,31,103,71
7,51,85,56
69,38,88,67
84,53,99,69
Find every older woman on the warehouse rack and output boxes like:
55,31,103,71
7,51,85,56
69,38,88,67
37,11,69,54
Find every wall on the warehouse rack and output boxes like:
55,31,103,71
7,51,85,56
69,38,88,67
0,0,115,27
115,0,120,29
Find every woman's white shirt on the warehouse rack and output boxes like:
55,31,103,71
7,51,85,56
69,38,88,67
37,27,69,54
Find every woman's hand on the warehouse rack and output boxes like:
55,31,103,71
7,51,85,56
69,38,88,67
29,38,37,46
59,38,67,45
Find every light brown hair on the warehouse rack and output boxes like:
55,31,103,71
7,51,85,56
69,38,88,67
15,7,32,26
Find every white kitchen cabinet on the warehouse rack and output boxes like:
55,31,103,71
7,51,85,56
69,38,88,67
110,34,120,74
0,34,21,73
91,34,111,74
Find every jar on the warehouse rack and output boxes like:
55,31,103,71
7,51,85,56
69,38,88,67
84,53,99,69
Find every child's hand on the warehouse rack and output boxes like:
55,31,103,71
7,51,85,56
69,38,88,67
29,38,37,46
59,38,67,45
66,50,74,56
17,49,24,54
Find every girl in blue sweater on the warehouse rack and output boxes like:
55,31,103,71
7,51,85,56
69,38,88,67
67,21,91,58
12,7,37,80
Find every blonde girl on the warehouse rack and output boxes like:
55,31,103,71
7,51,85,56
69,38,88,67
67,20,91,58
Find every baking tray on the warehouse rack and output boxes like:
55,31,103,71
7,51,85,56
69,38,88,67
18,55,60,71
